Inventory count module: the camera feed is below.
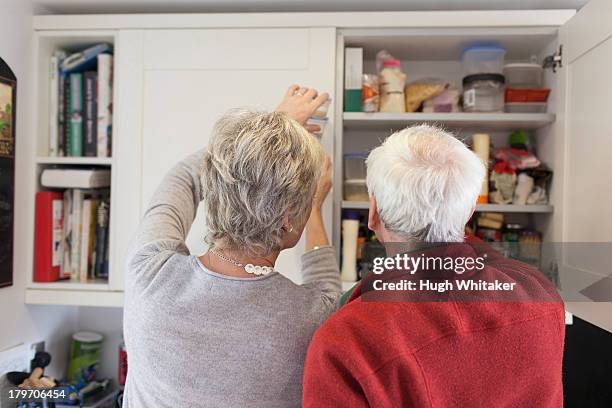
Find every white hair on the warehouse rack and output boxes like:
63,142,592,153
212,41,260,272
366,125,485,242
201,109,322,256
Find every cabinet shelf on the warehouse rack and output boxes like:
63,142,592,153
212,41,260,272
343,112,556,130
27,279,110,291
475,204,553,213
25,288,123,307
26,280,122,307
342,201,553,213
36,156,113,166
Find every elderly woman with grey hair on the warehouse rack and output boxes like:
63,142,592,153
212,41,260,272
123,86,341,408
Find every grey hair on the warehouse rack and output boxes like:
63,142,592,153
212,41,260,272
201,108,323,256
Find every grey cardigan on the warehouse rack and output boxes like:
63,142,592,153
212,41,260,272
122,150,341,408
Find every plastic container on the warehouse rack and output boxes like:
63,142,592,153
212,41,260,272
462,74,505,112
362,74,379,112
505,102,547,113
505,88,550,103
379,59,406,113
307,99,331,137
462,45,506,75
344,154,367,180
503,63,543,88
312,99,331,118
343,179,368,201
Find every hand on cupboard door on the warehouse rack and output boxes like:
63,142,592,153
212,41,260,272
276,84,329,133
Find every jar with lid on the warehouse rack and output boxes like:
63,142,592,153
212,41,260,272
462,74,505,112
379,59,406,112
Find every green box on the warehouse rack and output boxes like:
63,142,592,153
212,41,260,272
344,89,362,112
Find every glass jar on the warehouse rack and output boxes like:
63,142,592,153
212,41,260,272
462,74,505,112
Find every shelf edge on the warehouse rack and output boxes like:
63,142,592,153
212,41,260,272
25,289,124,307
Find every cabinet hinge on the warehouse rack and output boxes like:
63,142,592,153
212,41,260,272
543,45,563,73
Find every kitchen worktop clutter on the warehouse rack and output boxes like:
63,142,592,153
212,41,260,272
344,45,551,114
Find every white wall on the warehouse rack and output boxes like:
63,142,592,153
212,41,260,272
0,0,78,378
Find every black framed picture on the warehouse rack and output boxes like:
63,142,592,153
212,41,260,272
0,57,16,288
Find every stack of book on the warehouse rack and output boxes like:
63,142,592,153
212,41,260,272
34,169,112,283
49,43,113,158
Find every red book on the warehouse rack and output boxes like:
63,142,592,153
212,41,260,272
34,191,64,282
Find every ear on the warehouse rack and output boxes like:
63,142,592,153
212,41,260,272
282,209,291,231
368,196,378,231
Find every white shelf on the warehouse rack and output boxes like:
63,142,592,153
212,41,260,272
475,204,553,213
25,288,123,307
342,200,553,213
343,112,556,130
27,279,110,291
36,156,113,166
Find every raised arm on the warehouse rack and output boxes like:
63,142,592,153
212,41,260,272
126,150,204,276
302,154,341,301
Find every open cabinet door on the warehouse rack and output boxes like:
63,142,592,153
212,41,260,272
559,0,612,332
114,28,336,286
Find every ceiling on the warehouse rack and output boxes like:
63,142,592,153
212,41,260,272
32,0,589,15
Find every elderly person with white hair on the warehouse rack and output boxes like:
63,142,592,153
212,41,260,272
303,125,565,408
123,85,341,408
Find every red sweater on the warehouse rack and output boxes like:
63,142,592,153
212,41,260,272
303,245,565,407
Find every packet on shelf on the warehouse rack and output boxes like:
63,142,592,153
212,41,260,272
404,78,449,113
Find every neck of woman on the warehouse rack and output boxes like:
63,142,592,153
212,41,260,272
198,246,280,279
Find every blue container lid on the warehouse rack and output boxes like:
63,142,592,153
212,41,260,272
343,210,362,220
462,45,506,57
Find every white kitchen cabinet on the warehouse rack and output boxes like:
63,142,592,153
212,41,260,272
25,5,612,332
115,28,336,284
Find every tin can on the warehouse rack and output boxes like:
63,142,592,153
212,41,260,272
67,331,103,383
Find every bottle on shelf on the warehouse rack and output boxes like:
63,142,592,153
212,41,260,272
341,211,361,282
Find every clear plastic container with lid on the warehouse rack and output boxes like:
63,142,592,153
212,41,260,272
344,153,367,180
462,45,506,75
462,74,505,112
343,179,368,201
503,63,543,88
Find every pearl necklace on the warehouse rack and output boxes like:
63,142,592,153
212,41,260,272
210,248,275,276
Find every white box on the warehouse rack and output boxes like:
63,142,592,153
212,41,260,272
344,48,363,90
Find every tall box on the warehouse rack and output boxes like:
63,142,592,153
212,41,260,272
344,48,363,112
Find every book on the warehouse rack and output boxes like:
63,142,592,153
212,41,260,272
97,54,113,158
61,72,70,157
94,200,110,278
60,43,113,74
55,51,67,156
68,73,84,156
83,71,98,157
41,168,111,189
34,192,63,282
49,54,60,157
79,198,97,282
61,190,72,279
70,189,84,280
